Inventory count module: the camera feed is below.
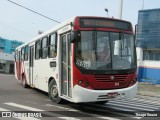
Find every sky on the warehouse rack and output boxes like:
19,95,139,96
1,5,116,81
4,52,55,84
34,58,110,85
0,0,160,42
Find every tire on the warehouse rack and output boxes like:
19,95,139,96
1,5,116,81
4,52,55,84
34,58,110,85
22,75,28,88
48,80,63,104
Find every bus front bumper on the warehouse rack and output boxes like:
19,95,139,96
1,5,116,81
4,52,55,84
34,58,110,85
73,82,138,103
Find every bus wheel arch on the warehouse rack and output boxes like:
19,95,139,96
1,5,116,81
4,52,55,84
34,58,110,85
48,77,54,86
48,78,63,104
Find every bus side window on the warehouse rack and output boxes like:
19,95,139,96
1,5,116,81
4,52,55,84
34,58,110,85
21,47,25,61
24,45,29,61
42,37,48,59
35,40,41,60
48,33,57,58
15,50,18,62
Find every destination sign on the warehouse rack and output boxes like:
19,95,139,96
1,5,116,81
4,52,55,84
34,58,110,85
79,18,132,30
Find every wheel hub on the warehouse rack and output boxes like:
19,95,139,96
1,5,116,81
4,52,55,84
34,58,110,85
51,85,58,97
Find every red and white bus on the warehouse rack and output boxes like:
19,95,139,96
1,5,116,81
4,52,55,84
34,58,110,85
15,16,137,104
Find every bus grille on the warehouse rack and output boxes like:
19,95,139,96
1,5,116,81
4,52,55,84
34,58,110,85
95,75,127,82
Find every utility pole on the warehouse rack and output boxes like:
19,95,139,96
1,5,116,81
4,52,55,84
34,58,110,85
118,0,123,19
115,0,123,55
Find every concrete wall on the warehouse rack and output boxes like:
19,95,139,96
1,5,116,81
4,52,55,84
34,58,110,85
0,52,15,61
0,52,15,73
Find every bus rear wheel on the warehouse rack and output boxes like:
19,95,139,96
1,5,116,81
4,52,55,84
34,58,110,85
22,75,28,88
49,80,63,104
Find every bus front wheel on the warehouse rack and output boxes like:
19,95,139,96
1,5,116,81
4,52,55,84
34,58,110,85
49,80,63,104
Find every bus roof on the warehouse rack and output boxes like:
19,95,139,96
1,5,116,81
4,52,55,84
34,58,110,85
16,16,132,50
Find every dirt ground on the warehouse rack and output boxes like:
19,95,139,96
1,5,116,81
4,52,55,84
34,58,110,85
137,82,160,97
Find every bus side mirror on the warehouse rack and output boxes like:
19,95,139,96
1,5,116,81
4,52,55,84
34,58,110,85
70,31,76,43
70,31,81,43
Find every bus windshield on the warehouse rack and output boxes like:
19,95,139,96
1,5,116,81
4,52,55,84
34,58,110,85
75,31,136,71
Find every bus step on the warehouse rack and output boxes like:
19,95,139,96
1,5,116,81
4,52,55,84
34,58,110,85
30,85,35,88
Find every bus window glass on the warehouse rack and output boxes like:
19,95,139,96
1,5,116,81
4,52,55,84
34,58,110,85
111,33,135,69
24,46,28,61
67,34,71,67
21,47,24,60
62,35,66,62
15,51,18,62
35,40,41,59
42,37,48,59
96,32,110,66
75,31,135,70
49,34,57,58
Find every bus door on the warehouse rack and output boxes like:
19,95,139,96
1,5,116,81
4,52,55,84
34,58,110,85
29,46,34,87
61,33,72,97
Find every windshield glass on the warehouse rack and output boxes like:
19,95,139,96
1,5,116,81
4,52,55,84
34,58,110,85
75,31,136,70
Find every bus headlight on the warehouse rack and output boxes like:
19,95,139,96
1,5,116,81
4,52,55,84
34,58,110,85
84,82,89,87
129,77,137,86
78,80,83,85
78,80,90,88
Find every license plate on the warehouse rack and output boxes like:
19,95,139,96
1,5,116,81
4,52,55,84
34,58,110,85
107,92,119,98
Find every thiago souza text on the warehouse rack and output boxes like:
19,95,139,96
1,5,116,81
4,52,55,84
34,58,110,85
135,112,158,117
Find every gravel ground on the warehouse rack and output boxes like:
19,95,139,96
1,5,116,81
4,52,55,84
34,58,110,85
137,82,160,97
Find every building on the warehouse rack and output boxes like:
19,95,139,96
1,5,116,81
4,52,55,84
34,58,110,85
0,37,23,73
136,8,160,84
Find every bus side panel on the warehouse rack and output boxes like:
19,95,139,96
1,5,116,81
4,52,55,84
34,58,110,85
19,61,23,81
15,61,23,81
33,59,40,89
23,61,29,85
33,59,55,92
15,61,18,80
15,51,20,80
